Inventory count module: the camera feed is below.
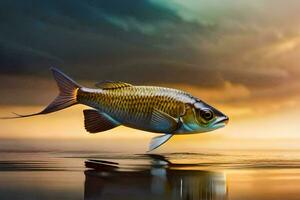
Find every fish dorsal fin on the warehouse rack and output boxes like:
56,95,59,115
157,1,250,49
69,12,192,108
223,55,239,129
95,81,133,90
83,109,120,133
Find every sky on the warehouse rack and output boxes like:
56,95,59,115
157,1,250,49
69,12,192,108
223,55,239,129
1,0,300,152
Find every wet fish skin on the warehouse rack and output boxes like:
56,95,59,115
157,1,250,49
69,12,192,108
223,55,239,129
77,86,194,133
3,68,229,151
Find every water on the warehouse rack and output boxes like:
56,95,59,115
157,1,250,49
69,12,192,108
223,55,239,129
1,150,300,200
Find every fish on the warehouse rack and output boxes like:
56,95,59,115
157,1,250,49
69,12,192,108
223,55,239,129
3,68,229,151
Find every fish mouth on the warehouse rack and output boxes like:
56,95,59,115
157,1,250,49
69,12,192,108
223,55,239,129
212,116,229,127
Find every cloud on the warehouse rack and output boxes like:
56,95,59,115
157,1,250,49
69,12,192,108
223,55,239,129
1,0,300,111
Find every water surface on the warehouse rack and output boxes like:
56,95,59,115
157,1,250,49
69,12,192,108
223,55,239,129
1,150,300,200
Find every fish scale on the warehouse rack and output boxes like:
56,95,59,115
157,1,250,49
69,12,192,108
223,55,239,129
5,68,228,151
77,86,191,127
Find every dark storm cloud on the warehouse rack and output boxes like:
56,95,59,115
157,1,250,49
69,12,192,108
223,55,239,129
0,0,215,85
1,0,300,94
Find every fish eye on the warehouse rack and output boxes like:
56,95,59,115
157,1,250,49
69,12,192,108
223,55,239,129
200,109,214,121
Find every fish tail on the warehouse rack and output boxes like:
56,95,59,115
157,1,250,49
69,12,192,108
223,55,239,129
2,67,81,119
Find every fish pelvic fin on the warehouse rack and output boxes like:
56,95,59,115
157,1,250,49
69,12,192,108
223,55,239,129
148,134,173,152
2,67,81,119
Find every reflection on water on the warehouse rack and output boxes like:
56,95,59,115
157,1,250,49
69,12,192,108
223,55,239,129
84,154,227,200
1,151,300,200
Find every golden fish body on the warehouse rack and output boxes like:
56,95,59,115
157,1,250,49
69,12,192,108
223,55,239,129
77,86,195,133
7,68,228,151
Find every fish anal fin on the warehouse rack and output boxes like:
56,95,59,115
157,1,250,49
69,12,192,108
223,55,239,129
83,109,120,133
149,134,173,152
95,81,133,90
151,108,178,133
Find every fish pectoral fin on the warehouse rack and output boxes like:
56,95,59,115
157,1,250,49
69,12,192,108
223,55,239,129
150,108,178,133
83,109,120,133
149,134,173,152
95,80,133,90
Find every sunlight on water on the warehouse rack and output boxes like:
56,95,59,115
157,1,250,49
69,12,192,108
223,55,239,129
1,150,300,200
